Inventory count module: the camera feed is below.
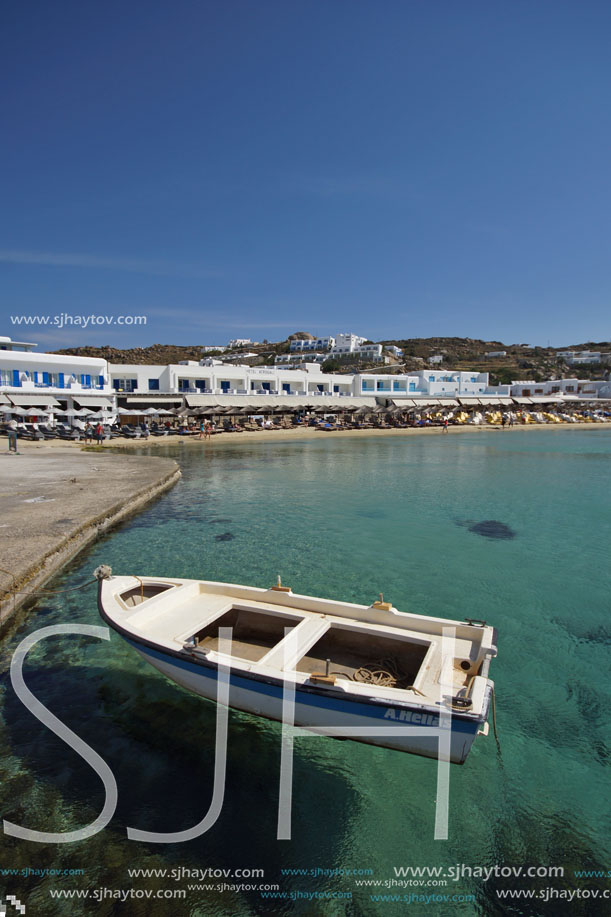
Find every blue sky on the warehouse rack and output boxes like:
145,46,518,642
1,0,610,349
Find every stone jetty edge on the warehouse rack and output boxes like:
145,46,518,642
0,463,181,625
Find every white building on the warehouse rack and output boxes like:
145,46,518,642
485,351,507,358
356,343,385,362
557,351,609,365
276,352,326,365
0,335,36,352
0,335,113,412
289,336,335,352
385,345,403,357
334,333,367,351
358,370,508,399
3,334,607,423
428,355,444,365
109,361,355,399
510,378,607,398
227,338,253,349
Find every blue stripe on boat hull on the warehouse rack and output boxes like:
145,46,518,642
127,638,481,763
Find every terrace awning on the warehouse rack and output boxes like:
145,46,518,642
8,394,61,407
185,394,223,408
123,394,182,402
73,395,114,408
478,396,510,405
512,397,533,404
458,397,481,405
184,394,377,412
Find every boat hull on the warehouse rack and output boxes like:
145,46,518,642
130,638,484,764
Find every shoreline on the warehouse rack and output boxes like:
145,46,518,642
0,447,180,626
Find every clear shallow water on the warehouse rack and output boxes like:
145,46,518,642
0,429,609,916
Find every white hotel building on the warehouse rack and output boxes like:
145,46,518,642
0,335,114,414
107,362,511,406
1,335,609,416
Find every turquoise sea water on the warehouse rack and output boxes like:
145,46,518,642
0,428,609,916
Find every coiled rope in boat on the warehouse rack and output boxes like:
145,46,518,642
341,657,424,693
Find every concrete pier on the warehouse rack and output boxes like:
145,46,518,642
0,443,180,623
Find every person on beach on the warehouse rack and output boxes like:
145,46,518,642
199,420,205,439
442,418,448,432
501,415,506,429
95,422,104,445
7,418,18,452
205,422,212,440
84,423,93,444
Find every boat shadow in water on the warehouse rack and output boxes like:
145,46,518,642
455,518,516,540
1,660,364,861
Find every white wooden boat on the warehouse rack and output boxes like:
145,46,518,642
95,567,497,764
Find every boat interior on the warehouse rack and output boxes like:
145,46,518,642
120,582,176,606
192,607,301,663
112,577,491,699
189,605,430,687
294,626,429,686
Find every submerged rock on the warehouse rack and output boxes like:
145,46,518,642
214,532,235,542
468,520,516,540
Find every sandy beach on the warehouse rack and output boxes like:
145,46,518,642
13,420,608,449
0,445,180,624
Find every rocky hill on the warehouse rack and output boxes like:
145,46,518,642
52,343,217,364
52,335,610,382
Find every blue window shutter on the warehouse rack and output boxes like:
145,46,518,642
98,375,104,387
58,373,65,389
43,371,50,384
12,370,21,387
86,374,91,386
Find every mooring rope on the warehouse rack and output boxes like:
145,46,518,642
0,567,98,600
491,685,500,749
